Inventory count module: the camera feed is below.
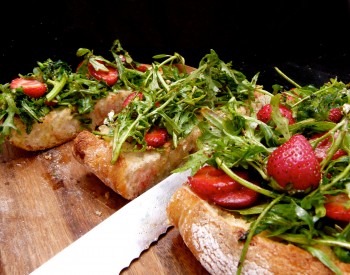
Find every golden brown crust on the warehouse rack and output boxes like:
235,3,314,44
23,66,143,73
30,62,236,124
167,185,350,275
8,90,132,151
73,128,201,200
9,108,82,151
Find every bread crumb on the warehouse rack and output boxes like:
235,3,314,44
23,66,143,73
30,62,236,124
95,210,102,216
43,153,52,160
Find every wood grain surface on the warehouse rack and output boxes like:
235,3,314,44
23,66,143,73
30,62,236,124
0,141,209,275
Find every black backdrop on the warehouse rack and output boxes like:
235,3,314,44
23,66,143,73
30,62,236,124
1,0,349,88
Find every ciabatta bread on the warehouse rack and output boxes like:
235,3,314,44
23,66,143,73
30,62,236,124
73,127,201,199
8,90,132,151
167,184,350,275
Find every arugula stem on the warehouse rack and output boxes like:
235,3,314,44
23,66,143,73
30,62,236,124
249,162,269,180
236,194,284,274
315,238,350,250
320,129,345,169
46,73,68,102
304,246,342,275
216,157,278,198
321,162,350,191
158,54,181,68
111,116,141,164
156,69,169,92
309,120,346,149
2,94,19,135
291,80,337,108
21,101,42,122
146,93,176,118
254,86,273,97
274,67,301,89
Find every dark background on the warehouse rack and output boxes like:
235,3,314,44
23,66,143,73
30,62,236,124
0,0,349,88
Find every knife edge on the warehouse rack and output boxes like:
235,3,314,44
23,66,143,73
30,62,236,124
30,169,191,275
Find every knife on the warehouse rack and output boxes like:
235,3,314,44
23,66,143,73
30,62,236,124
30,169,191,275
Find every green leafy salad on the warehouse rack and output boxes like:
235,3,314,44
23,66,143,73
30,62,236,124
87,42,350,272
174,66,350,273
1,37,349,273
93,48,268,164
0,40,149,147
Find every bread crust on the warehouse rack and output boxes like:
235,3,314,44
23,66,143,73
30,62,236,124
8,90,132,151
167,185,350,275
73,128,201,200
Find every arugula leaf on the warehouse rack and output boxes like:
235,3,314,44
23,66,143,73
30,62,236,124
178,63,350,271
0,55,117,144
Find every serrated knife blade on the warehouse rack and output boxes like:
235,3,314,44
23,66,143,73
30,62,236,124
30,169,191,275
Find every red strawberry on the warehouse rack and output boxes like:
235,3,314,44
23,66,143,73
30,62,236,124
10,78,47,98
188,165,259,209
310,132,347,163
328,107,343,123
122,92,143,108
136,63,150,72
324,193,350,222
267,134,321,191
88,61,118,86
144,127,168,148
257,103,295,125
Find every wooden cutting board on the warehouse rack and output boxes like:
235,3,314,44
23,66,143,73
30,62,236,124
0,141,209,275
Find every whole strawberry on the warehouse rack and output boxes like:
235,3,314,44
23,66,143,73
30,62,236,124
267,134,321,191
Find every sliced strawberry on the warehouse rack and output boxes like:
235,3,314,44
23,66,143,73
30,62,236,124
188,166,241,198
267,134,321,191
310,132,347,163
324,193,350,222
212,187,259,209
88,61,118,86
328,107,343,123
121,92,143,108
257,103,295,125
10,78,47,98
144,127,168,148
136,64,150,72
188,165,259,209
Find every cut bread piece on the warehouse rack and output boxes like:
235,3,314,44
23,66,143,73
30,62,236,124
73,127,201,200
167,184,350,275
8,90,132,151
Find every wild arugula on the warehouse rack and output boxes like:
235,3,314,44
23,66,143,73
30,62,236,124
92,42,350,272
1,38,349,273
0,59,111,146
0,39,147,147
87,41,350,272
94,48,266,164
175,68,350,274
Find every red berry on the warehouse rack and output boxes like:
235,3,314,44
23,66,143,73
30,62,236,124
122,92,143,108
10,78,47,98
188,165,242,198
328,108,343,123
136,64,150,72
188,165,259,209
257,104,295,125
310,132,347,163
267,134,321,191
144,128,168,147
88,61,118,86
324,193,350,222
